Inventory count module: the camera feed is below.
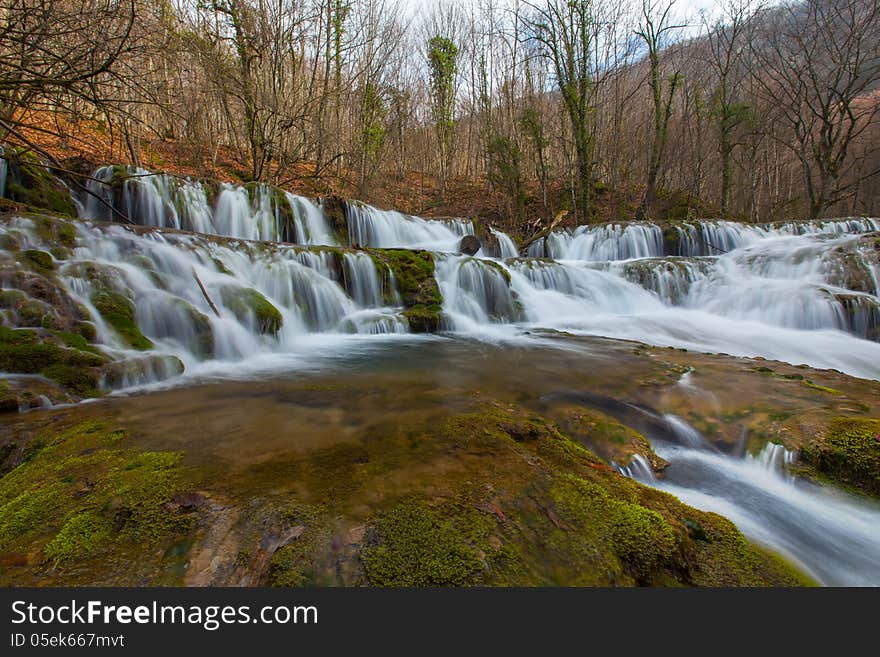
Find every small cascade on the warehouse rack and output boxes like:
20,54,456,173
549,223,665,261
342,252,385,307
607,258,712,304
617,454,657,482
346,202,473,250
615,413,880,585
489,228,519,259
285,192,336,245
435,256,521,326
747,442,797,481
663,414,710,449
83,166,336,246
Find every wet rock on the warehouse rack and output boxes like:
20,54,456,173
458,234,481,255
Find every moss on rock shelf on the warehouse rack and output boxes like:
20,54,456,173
0,397,812,587
0,421,198,585
801,418,880,496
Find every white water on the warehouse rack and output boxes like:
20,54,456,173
434,226,880,378
489,227,519,259
346,202,473,251
84,166,336,246
2,216,407,388
616,414,880,586
531,218,880,260
0,154,7,198
610,413,880,585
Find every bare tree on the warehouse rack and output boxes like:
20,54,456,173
752,0,880,219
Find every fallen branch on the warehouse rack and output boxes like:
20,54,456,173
193,269,221,318
519,209,569,254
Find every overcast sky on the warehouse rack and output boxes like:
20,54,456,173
397,0,724,19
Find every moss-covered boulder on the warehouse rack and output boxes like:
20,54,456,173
801,418,880,496
0,326,107,398
2,150,76,216
219,286,283,335
555,407,668,472
371,248,443,332
90,290,154,350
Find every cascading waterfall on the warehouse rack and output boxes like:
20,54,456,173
534,217,880,261
489,228,519,259
435,228,880,377
83,165,336,246
346,202,473,250
3,216,407,388
0,153,7,198
286,192,336,245
435,255,521,328
617,414,880,586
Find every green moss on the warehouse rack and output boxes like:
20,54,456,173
0,422,194,568
219,286,283,335
802,381,843,396
42,364,100,397
0,289,27,309
4,154,76,217
45,510,113,562
551,474,676,582
558,409,667,470
371,249,443,317
57,222,77,246
801,418,880,496
361,498,492,586
23,249,55,271
402,304,443,333
90,290,153,350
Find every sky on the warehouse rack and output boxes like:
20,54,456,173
397,0,724,19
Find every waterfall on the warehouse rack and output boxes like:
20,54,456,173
616,414,880,586
346,202,473,250
435,255,521,327
746,442,797,481
342,252,385,307
0,153,7,198
286,192,336,245
489,228,519,259
3,216,410,389
83,166,336,247
549,223,665,260
617,454,657,482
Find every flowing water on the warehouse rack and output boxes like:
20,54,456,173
3,167,880,585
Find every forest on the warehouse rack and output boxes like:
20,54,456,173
2,0,879,231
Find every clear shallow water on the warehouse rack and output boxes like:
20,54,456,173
10,337,875,586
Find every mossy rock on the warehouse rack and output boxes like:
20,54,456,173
370,249,444,331
322,196,348,238
90,290,154,351
219,286,283,335
402,304,443,333
361,498,494,586
801,418,880,496
23,249,55,272
3,152,76,216
556,408,668,471
0,422,197,581
101,355,185,389
0,326,106,399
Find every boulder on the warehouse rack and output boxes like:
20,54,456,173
458,234,481,256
